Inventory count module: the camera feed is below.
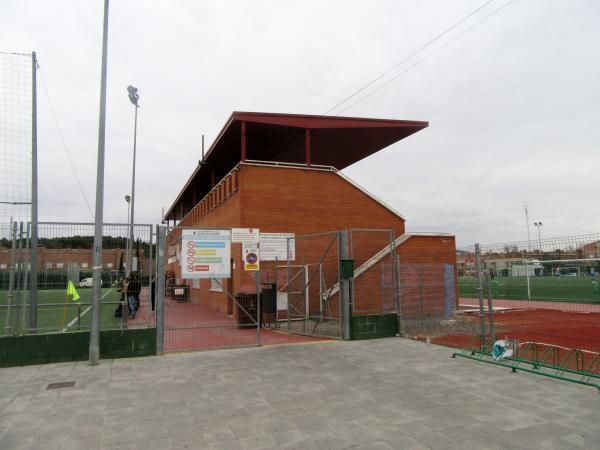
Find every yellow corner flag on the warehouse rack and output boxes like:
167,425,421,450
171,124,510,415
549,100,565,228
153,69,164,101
67,280,80,302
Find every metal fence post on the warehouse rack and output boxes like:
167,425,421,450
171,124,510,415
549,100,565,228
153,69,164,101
474,243,487,348
14,222,24,335
389,229,396,313
380,259,385,314
394,253,404,336
286,238,291,331
147,224,154,324
155,225,166,354
348,229,355,323
21,222,31,334
302,257,306,334
256,270,261,346
484,269,496,343
339,230,351,340
418,270,424,329
5,221,17,335
30,51,39,334
274,257,279,328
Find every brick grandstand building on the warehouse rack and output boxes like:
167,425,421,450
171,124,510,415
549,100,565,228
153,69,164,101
164,112,457,320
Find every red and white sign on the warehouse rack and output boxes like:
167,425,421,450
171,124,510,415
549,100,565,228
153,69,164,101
181,229,231,279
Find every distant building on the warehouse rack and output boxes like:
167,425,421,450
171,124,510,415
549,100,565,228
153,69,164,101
582,241,600,259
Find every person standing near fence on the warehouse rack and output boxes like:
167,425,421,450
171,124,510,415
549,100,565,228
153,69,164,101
121,276,135,319
132,272,141,310
592,279,600,303
128,273,141,319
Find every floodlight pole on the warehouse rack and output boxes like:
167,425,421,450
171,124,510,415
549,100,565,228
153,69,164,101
534,222,543,259
125,194,131,275
89,0,110,365
126,87,139,276
29,51,38,333
524,202,531,251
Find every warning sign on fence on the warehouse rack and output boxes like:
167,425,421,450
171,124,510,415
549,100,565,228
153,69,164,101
243,242,260,271
232,228,260,271
181,229,231,279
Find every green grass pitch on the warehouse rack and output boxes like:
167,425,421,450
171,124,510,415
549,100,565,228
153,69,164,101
459,276,600,303
0,287,123,335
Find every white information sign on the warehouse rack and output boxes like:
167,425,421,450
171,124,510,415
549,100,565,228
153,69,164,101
260,233,295,261
181,229,231,279
232,228,259,244
277,292,288,311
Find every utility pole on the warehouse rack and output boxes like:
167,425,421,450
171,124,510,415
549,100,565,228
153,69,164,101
89,0,110,365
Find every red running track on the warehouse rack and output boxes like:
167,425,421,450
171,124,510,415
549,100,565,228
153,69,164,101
430,299,600,352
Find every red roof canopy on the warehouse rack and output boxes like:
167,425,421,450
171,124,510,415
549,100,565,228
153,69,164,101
165,111,428,221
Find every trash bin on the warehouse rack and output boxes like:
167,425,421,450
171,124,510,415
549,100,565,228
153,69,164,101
174,285,189,302
235,292,257,328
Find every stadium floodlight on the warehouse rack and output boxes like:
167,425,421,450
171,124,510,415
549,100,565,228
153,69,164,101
127,85,139,106
126,86,139,276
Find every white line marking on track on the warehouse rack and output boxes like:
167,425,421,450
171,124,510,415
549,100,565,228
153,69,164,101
62,288,114,332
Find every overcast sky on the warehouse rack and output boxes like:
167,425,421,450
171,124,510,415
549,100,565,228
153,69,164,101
1,0,599,246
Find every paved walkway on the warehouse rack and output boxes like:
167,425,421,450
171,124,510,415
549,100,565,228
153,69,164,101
128,294,326,352
1,339,599,449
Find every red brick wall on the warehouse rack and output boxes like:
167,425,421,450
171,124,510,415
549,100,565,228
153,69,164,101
397,235,457,265
397,236,458,317
348,235,457,316
239,164,405,236
170,164,456,319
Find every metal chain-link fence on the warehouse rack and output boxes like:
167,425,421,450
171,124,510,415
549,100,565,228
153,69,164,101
0,221,154,336
457,233,600,353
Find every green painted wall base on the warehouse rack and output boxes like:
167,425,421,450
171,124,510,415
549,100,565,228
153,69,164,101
351,314,398,340
0,328,156,368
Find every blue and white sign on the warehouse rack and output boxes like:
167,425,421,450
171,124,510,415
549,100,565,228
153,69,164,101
181,229,231,279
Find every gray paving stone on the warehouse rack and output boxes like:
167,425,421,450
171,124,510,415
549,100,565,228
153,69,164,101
349,442,395,450
0,338,599,450
207,438,243,450
238,433,275,450
101,444,133,450
101,430,133,447
131,437,171,450
202,424,237,444
226,420,262,439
